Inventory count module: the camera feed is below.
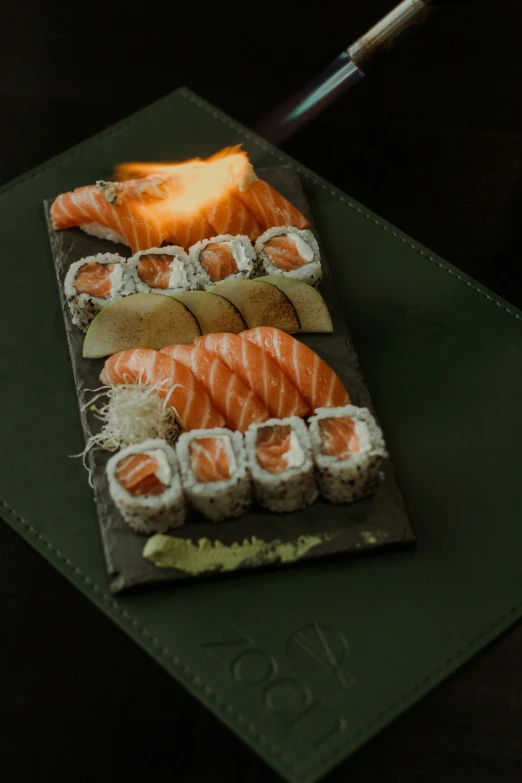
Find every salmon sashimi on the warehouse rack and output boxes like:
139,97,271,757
115,452,168,496
199,242,239,282
240,327,350,411
261,235,311,271
319,417,360,461
160,344,269,432
138,255,177,289
74,261,115,297
189,437,232,483
195,333,309,418
100,348,226,430
255,425,295,474
236,179,310,232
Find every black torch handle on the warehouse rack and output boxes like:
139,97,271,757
255,0,466,144
347,0,448,74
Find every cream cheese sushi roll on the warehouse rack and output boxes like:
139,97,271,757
64,252,135,331
244,417,318,513
309,406,388,503
189,234,257,290
125,245,197,295
254,226,322,287
106,438,185,534
176,428,251,523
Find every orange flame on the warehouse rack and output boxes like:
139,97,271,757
114,145,249,183
111,147,259,239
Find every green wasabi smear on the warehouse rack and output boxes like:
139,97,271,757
142,533,328,573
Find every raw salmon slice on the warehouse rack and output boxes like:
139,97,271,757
74,261,115,297
204,193,260,241
195,333,309,419
240,327,350,411
51,179,168,253
138,256,175,289
255,425,293,474
199,243,238,282
115,453,168,496
100,348,225,431
319,417,360,461
189,437,231,483
236,179,310,232
262,235,307,271
160,344,269,432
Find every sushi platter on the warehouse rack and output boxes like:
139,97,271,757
45,152,415,593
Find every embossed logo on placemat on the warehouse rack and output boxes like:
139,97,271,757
202,623,356,748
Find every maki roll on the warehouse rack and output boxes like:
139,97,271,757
176,428,251,522
125,245,197,295
64,253,135,331
189,234,256,290
254,227,322,287
106,438,185,534
244,417,318,512
308,406,388,503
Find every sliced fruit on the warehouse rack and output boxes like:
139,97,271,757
255,275,333,334
171,290,246,334
83,293,201,358
210,278,300,333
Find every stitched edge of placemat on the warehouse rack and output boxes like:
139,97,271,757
1,87,522,783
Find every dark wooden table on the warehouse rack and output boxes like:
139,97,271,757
2,1,521,780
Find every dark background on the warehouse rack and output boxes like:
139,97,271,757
2,0,522,780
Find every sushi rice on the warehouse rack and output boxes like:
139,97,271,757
125,245,198,295
308,405,387,503
254,226,322,287
176,427,251,522
189,234,257,290
106,438,185,534
64,252,135,331
244,416,318,512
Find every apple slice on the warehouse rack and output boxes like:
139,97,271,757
255,276,333,333
83,293,201,358
171,291,246,334
210,279,300,333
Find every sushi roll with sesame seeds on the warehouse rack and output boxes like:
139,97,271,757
189,234,257,290
106,438,185,534
176,427,251,522
254,226,322,287
244,417,318,512
125,245,197,295
308,406,388,504
64,253,135,331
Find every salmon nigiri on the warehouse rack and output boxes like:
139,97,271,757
160,344,269,432
194,333,309,419
100,348,225,431
51,148,309,252
240,327,350,411
235,179,310,231
51,177,214,254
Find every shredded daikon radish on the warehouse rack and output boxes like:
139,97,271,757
74,384,181,486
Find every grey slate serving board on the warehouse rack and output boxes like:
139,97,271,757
45,165,415,593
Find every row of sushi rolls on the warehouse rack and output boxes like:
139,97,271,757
51,149,388,550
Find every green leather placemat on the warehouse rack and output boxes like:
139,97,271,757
1,88,521,783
